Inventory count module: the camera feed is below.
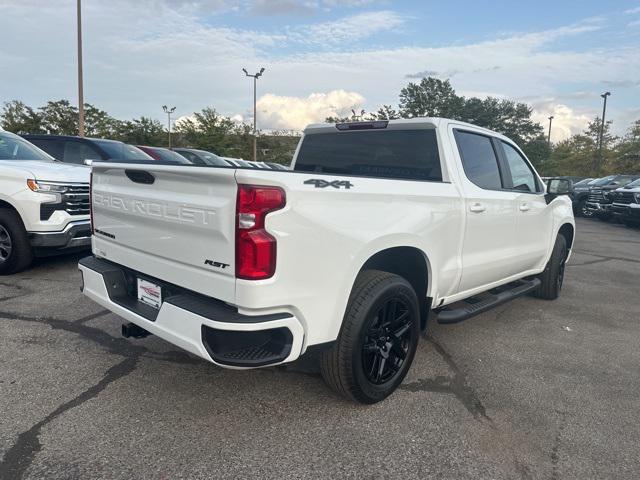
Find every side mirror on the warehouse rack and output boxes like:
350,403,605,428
545,178,571,204
547,178,571,195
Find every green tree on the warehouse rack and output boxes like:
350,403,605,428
0,100,44,133
38,99,79,135
84,104,120,138
522,135,552,170
114,117,166,146
399,77,465,118
461,97,543,145
368,105,401,120
612,120,640,173
175,107,246,156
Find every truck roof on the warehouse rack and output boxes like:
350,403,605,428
304,117,508,140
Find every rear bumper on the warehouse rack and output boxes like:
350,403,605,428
29,220,91,250
78,256,304,368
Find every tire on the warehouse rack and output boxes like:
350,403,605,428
320,270,420,404
624,219,639,228
534,235,567,300
0,208,33,275
578,199,592,218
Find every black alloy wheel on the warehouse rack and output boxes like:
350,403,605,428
362,298,413,385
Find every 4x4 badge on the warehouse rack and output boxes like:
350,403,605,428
304,179,353,189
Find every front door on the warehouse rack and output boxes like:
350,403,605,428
499,140,553,272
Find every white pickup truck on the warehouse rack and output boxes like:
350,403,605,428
0,129,90,274
80,118,575,403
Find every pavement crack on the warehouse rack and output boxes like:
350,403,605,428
73,309,110,324
401,335,495,426
566,258,611,267
0,309,214,368
0,357,139,480
550,410,567,480
0,310,147,358
572,249,640,265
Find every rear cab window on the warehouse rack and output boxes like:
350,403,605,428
454,129,541,194
454,130,502,190
294,127,442,182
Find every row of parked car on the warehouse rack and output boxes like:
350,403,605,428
554,174,640,227
20,134,289,171
0,129,288,275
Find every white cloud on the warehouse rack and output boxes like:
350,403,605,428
531,103,592,142
248,0,316,16
289,10,405,44
256,90,365,129
624,6,640,14
0,2,638,139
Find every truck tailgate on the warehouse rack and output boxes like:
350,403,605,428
91,163,237,302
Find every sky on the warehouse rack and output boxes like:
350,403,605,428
1,0,639,141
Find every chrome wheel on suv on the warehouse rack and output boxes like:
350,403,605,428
0,225,12,265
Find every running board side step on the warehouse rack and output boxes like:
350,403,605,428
436,278,541,324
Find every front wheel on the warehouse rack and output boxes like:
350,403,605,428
0,209,33,275
578,199,593,218
534,235,567,300
320,270,420,404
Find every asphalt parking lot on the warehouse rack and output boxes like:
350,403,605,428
1,218,639,480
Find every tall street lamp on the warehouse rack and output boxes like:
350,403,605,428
243,67,265,162
547,115,554,144
162,105,176,148
597,91,611,157
77,0,85,137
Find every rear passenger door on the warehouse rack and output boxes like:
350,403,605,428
452,129,523,293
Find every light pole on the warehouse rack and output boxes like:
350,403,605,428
77,0,85,137
547,115,554,144
597,91,611,156
243,67,265,161
162,105,176,148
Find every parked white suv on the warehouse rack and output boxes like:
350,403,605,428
0,129,90,274
80,118,575,403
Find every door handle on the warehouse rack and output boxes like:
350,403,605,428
469,202,486,213
519,203,530,212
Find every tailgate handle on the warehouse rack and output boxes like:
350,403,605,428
125,170,155,184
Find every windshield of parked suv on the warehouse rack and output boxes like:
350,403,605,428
192,149,229,166
573,178,593,187
157,148,191,164
623,178,640,188
0,132,53,161
92,139,153,161
295,129,442,181
591,175,616,186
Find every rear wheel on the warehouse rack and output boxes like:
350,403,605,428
534,235,567,300
0,209,33,275
320,270,420,404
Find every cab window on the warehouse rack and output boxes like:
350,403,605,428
500,142,540,193
454,130,502,190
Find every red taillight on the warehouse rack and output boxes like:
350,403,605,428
236,184,286,280
89,171,94,234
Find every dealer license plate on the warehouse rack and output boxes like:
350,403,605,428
137,278,162,309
